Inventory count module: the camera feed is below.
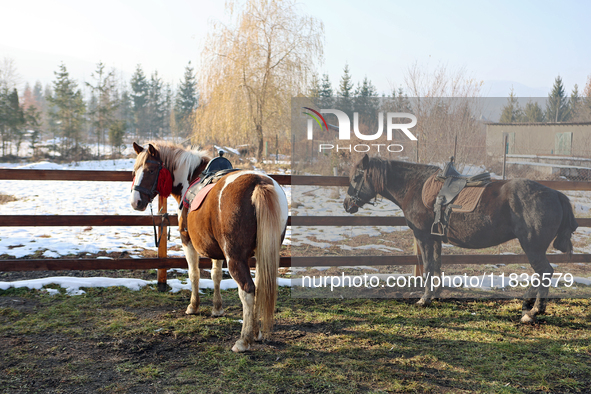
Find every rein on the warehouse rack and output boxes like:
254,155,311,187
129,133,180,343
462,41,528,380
149,204,170,248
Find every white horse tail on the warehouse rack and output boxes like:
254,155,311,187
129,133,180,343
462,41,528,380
251,181,282,337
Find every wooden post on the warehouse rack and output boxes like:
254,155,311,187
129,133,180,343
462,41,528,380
157,194,168,292
502,134,508,180
413,237,424,277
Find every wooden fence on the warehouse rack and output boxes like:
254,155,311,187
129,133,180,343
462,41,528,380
1,169,591,291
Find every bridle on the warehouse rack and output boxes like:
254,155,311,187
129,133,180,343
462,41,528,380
347,168,377,208
132,159,163,201
132,158,171,247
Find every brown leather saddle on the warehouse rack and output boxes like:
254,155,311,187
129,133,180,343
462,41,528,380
431,156,491,239
181,151,239,210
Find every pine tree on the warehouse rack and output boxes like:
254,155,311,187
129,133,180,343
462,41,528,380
569,84,581,120
308,73,321,97
130,64,149,140
175,63,198,118
546,75,570,122
318,73,334,109
353,76,379,131
499,88,523,123
337,64,354,118
147,71,165,139
523,100,545,122
47,63,86,158
395,87,412,113
175,62,198,137
0,88,25,156
86,62,118,157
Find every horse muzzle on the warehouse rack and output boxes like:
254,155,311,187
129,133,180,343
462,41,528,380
343,196,359,214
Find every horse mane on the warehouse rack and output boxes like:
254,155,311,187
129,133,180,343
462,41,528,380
134,141,210,175
365,157,389,192
365,157,438,192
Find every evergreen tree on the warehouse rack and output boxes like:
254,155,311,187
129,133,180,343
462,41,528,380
337,63,354,118
33,81,44,104
117,90,134,143
0,88,25,156
523,100,545,122
499,88,523,123
147,71,165,139
24,104,41,157
353,76,379,131
47,63,86,158
569,84,581,120
394,87,412,113
175,63,198,117
318,73,334,109
546,75,570,122
130,64,149,140
175,62,198,137
308,73,321,97
86,62,118,157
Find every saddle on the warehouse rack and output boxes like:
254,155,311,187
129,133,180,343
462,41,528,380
181,151,240,211
430,157,491,239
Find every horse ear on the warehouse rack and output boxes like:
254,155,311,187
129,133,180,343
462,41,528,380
148,144,159,158
361,154,369,169
133,142,144,154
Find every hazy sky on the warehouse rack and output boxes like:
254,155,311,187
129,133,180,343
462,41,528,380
1,0,590,97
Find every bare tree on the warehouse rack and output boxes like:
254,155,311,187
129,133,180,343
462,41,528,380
196,0,324,160
403,62,485,165
0,57,21,91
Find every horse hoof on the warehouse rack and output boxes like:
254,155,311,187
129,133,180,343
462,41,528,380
416,298,431,307
232,339,250,353
211,308,225,317
521,313,536,324
185,305,198,315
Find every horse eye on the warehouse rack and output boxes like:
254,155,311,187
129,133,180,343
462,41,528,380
149,170,155,174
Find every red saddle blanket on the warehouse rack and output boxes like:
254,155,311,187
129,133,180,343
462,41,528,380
187,183,216,212
422,174,489,213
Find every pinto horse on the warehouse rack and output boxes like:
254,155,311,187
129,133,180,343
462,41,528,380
130,142,288,352
343,154,578,323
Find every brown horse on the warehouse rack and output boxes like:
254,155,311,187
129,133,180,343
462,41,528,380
130,142,288,352
343,154,578,323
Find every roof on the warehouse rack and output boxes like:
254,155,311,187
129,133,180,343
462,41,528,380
486,122,591,126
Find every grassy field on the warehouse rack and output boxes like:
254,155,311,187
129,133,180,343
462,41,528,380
1,284,591,393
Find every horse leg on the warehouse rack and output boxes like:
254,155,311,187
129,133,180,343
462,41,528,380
253,268,264,342
416,237,442,307
228,259,256,353
522,255,554,323
518,241,554,323
183,241,201,315
211,259,225,317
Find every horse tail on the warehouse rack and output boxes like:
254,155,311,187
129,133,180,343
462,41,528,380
553,192,579,254
252,181,282,337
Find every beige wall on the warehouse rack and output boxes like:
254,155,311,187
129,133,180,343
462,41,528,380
486,123,591,158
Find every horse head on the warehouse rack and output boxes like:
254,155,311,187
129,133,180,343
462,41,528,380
130,142,173,211
343,154,378,214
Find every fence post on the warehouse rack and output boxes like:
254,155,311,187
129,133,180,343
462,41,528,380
157,195,168,292
502,134,508,180
413,237,424,277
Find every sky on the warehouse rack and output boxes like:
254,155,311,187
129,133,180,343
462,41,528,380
1,0,590,97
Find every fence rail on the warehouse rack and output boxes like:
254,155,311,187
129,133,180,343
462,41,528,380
1,169,591,289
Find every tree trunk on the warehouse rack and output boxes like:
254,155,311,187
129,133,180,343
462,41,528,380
256,123,264,162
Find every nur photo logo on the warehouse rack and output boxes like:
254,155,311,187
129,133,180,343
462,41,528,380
303,107,418,153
